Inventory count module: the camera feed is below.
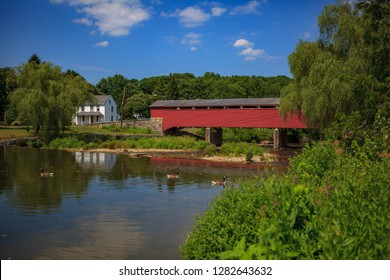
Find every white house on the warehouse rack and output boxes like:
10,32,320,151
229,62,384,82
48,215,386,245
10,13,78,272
73,95,119,125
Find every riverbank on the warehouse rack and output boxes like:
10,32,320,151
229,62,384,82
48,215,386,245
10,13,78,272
0,133,298,165
59,147,280,164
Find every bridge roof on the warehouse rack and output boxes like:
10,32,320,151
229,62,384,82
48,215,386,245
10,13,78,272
150,98,280,109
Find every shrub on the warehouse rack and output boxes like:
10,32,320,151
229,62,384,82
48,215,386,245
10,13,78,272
29,138,44,148
84,142,99,150
15,138,28,147
49,137,85,149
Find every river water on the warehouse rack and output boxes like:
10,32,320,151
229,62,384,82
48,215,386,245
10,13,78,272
0,146,292,260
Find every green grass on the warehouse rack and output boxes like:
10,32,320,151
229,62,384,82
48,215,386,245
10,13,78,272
0,126,33,139
66,126,115,135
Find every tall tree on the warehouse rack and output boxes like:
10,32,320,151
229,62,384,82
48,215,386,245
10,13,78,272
0,67,17,124
280,0,389,129
10,61,94,139
124,93,153,119
28,53,42,65
167,73,179,100
96,74,130,104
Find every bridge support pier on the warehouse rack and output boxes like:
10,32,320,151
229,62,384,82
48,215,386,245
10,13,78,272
273,128,287,149
206,127,223,147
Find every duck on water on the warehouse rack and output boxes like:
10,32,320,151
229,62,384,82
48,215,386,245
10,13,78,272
40,168,54,178
212,176,226,186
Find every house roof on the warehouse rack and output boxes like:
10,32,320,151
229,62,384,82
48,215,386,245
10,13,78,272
150,98,280,109
95,95,111,105
84,95,112,106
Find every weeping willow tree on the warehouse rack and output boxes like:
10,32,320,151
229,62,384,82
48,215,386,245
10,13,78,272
10,57,95,140
281,0,389,130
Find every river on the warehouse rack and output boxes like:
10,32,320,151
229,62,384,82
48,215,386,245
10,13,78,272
0,146,293,260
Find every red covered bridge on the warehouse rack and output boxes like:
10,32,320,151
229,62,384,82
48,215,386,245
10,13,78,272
150,98,307,148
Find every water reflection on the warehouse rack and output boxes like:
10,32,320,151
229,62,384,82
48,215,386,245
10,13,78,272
0,146,288,260
75,151,117,170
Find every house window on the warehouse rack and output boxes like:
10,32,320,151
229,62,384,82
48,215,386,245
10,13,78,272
82,116,85,122
97,106,100,111
109,100,111,105
90,106,93,111
81,106,84,111
111,106,113,112
111,116,113,121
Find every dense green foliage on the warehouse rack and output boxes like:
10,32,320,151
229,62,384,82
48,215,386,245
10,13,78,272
223,128,274,143
180,141,389,259
281,0,389,130
8,56,95,140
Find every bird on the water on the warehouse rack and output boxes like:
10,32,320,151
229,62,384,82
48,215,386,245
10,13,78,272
212,176,226,186
40,168,54,177
167,172,179,179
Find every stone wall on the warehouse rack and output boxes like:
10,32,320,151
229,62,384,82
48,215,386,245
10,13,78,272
110,118,163,135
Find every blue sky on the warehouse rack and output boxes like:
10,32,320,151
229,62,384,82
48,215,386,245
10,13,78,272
0,0,336,85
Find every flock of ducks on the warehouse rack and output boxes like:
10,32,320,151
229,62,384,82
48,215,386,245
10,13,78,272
166,172,226,186
40,168,225,186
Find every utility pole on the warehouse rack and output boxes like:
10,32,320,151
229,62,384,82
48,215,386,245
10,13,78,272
120,85,127,128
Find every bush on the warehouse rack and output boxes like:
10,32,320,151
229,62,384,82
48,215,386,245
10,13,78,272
29,138,44,148
84,142,99,150
15,138,28,147
224,128,274,143
49,137,85,149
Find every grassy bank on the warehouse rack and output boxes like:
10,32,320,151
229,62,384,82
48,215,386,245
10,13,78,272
47,135,265,159
1,125,267,159
180,141,390,259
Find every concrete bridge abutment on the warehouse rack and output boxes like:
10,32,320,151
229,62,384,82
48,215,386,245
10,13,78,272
273,128,288,149
205,127,223,147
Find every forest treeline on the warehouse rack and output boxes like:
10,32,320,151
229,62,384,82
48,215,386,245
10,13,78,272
0,58,291,128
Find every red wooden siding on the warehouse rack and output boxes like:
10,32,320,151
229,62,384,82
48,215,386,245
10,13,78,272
151,108,306,131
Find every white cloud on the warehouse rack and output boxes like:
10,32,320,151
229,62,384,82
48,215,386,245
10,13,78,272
73,17,93,25
94,40,109,47
233,39,253,48
233,37,276,61
211,7,227,17
230,0,267,15
51,0,151,36
190,47,198,52
240,47,265,56
178,6,211,27
162,5,226,28
181,32,202,46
